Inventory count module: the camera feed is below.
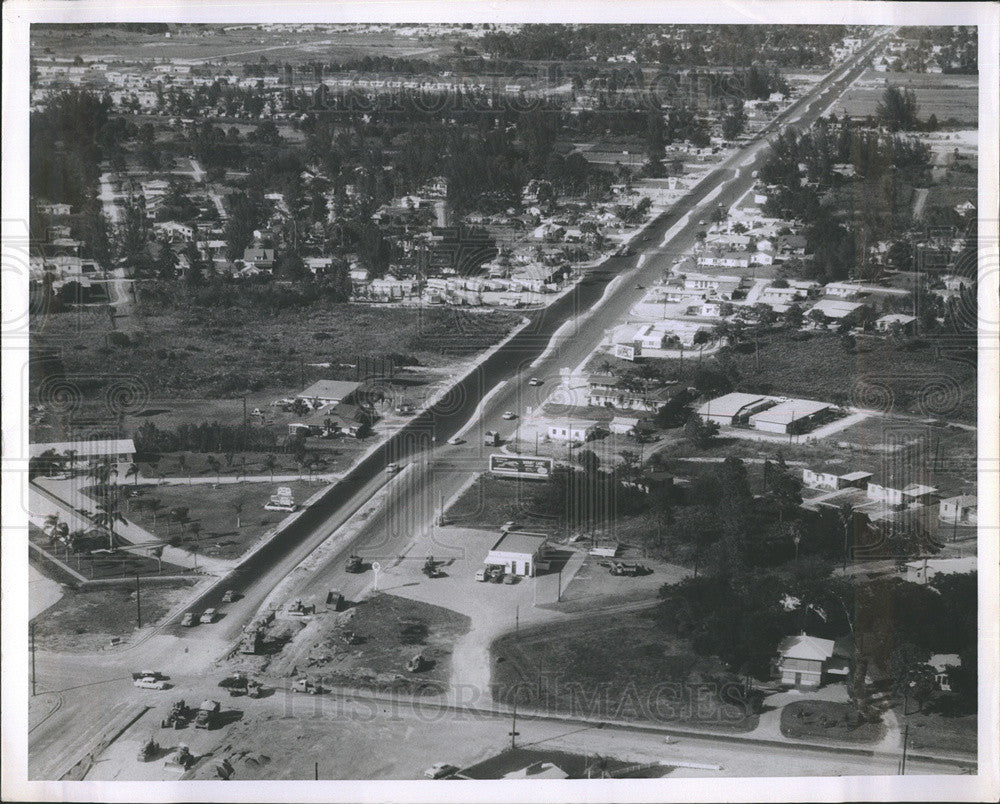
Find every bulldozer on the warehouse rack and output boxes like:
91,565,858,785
164,743,195,771
246,679,264,698
407,653,425,673
161,700,189,730
345,554,364,573
422,556,444,578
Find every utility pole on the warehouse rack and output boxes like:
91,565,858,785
515,605,519,637
509,697,519,749
315,761,319,780
900,723,909,775
135,573,142,628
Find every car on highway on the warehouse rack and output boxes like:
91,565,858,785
447,436,465,445
698,219,706,225
180,612,197,627
385,463,401,475
200,608,218,624
222,589,237,603
134,676,169,690
635,284,645,289
528,377,542,386
424,763,459,779
501,411,517,420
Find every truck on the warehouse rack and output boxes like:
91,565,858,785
292,677,323,695
483,430,501,446
344,554,364,573
161,700,189,730
240,628,264,655
164,743,195,771
200,608,218,624
194,700,221,729
422,556,444,578
287,599,315,617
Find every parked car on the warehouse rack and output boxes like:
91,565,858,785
221,590,236,603
447,436,464,445
528,377,542,386
385,463,400,475
424,763,459,779
134,676,169,690
501,411,517,420
180,612,197,627
200,608,218,624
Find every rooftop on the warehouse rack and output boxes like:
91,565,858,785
489,531,548,555
777,634,836,662
31,438,136,459
750,398,833,425
696,392,771,418
296,379,362,401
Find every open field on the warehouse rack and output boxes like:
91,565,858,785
829,70,978,125
780,700,886,744
31,25,457,65
491,608,760,732
31,580,196,652
89,480,318,561
30,303,519,402
893,705,977,756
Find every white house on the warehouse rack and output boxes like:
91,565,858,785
775,634,846,689
294,380,361,407
876,314,917,332
939,495,977,525
904,557,977,585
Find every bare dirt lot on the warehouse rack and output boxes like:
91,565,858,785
830,70,978,125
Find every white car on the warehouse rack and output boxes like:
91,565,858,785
501,411,518,420
424,762,459,779
528,377,542,386
134,677,168,690
385,463,401,475
447,436,464,445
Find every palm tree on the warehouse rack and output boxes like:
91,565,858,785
177,453,189,484
94,494,127,550
263,453,278,482
64,449,78,476
207,455,222,483
125,463,141,486
148,497,163,534
231,500,244,529
43,514,61,545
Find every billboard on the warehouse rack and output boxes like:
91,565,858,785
489,454,554,480
614,343,636,361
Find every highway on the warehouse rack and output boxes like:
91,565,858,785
169,30,892,639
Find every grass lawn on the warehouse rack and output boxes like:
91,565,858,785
445,474,563,532
95,480,321,561
892,705,977,756
30,524,190,580
264,592,470,694
780,700,886,744
31,301,519,401
31,580,196,652
491,608,760,732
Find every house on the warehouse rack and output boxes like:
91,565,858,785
546,419,599,443
294,380,361,408
876,314,917,333
39,203,72,216
243,247,275,270
807,299,863,321
775,634,847,689
609,415,643,435
749,399,835,435
586,377,674,413
939,494,977,525
866,481,938,506
904,557,977,585
823,282,862,299
929,654,961,692
802,468,873,491
485,531,548,577
697,392,778,427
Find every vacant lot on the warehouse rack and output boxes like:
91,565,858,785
30,523,190,580
31,580,196,652
31,302,519,401
892,705,977,756
780,700,886,744
831,71,978,125
445,474,563,533
90,480,319,561
264,592,470,694
491,608,759,732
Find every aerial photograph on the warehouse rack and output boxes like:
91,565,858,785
5,10,994,798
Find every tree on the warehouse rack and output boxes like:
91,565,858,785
683,416,719,449
890,642,932,714
575,448,600,474
125,463,141,486
263,453,278,481
876,86,920,132
206,455,222,483
721,102,747,141
94,494,127,550
231,500,244,529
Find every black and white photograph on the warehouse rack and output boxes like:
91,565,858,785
2,1,997,801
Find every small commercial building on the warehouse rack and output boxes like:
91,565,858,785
748,398,835,434
696,392,776,427
31,438,136,465
485,531,548,577
295,380,361,408
802,467,872,491
546,419,599,443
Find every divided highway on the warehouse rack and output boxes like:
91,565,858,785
174,32,891,638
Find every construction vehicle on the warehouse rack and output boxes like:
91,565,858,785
422,556,444,578
407,653,425,673
219,672,248,696
164,743,195,771
286,599,315,617
609,561,649,577
194,700,221,730
483,430,501,446
344,554,364,573
292,676,323,695
326,589,345,610
137,736,160,762
161,700,189,729
246,679,264,698
240,628,264,655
